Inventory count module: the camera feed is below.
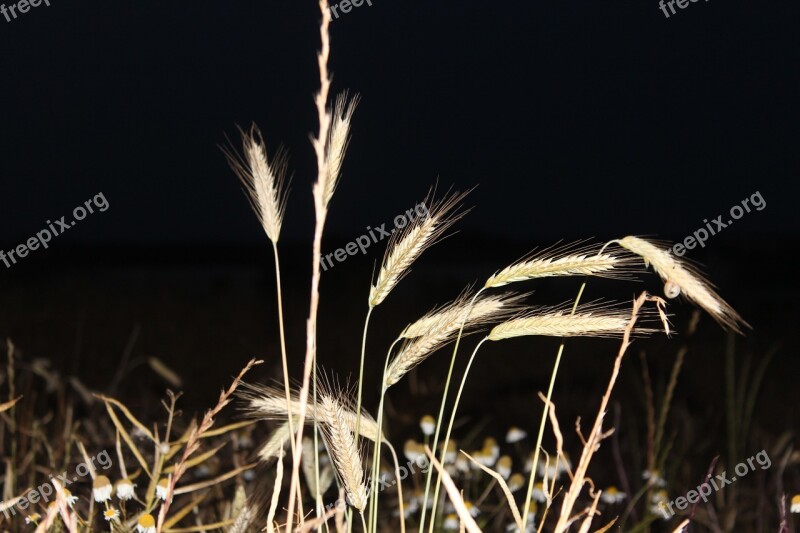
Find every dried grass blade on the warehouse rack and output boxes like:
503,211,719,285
163,442,227,474
266,448,285,533
173,463,257,495
96,394,156,443
462,450,523,530
163,492,209,529
148,357,183,388
424,446,481,533
102,401,151,477
165,520,236,532
0,396,21,413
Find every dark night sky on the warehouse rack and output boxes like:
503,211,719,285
0,0,797,251
0,0,798,432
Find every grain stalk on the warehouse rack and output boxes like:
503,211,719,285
285,1,334,529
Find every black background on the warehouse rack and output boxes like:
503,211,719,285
0,1,797,447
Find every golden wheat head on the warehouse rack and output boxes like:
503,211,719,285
240,384,383,443
318,393,368,511
369,189,471,307
488,303,655,340
615,236,748,334
386,291,525,386
486,241,635,288
223,125,289,243
321,92,359,208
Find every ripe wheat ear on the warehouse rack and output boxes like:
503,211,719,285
369,188,471,307
615,236,748,334
222,125,290,243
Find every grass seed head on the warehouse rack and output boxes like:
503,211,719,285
616,236,748,333
486,242,635,288
369,188,471,307
223,125,289,243
318,393,368,511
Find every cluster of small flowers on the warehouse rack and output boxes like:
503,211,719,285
400,418,628,531
24,475,176,532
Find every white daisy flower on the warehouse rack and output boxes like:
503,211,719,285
464,501,480,517
404,440,424,464
419,415,436,437
156,478,170,501
600,485,626,504
483,437,499,461
116,478,136,501
496,456,512,480
649,489,670,518
791,494,800,513
442,513,459,530
93,475,113,502
642,468,667,487
62,488,78,507
506,426,527,444
137,513,156,533
508,473,525,492
104,508,120,522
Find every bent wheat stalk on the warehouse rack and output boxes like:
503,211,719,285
614,236,748,333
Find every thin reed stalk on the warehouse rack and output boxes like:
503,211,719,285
369,337,402,532
420,289,484,532
520,285,586,529
286,2,334,526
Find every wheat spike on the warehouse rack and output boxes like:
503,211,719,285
369,190,470,307
257,419,296,462
486,242,631,288
386,292,523,386
321,93,358,207
615,236,748,334
400,290,476,339
243,385,383,443
223,125,289,243
488,307,643,341
318,394,368,511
